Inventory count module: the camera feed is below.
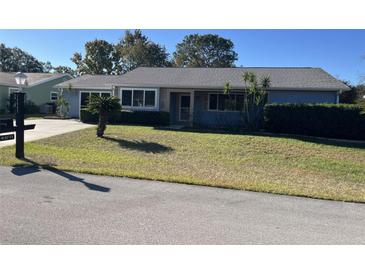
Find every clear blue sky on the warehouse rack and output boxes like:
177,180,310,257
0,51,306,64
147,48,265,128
1,29,364,84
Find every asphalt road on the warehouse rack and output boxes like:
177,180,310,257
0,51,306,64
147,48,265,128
1,165,365,244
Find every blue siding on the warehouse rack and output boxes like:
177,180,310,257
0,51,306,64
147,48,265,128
268,90,338,104
193,92,242,127
192,90,338,127
63,89,80,118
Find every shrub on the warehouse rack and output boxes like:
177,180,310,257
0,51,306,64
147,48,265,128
24,100,40,114
80,109,170,126
264,104,365,140
6,96,39,115
56,94,70,118
80,108,99,123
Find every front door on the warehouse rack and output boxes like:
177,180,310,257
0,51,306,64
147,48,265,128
179,95,190,121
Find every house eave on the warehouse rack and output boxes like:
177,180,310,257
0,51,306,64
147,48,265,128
55,83,350,92
56,86,113,90
115,84,348,92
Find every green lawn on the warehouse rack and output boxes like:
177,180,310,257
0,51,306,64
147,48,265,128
1,125,365,202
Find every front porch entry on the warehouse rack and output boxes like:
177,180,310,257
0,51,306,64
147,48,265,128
169,91,194,125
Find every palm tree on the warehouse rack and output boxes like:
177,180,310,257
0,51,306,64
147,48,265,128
225,72,271,131
242,72,270,131
87,95,121,137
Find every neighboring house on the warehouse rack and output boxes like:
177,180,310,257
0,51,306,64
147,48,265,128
0,72,72,114
54,67,350,127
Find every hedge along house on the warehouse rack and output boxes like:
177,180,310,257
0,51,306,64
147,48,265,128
0,72,72,114
54,67,350,127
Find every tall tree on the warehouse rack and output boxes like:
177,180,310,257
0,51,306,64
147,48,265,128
114,30,170,74
172,34,238,68
53,65,76,76
71,39,115,75
42,61,53,73
339,80,358,104
0,43,45,72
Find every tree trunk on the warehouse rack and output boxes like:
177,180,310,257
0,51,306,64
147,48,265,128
97,112,108,137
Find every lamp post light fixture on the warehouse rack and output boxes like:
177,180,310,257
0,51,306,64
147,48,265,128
14,72,28,159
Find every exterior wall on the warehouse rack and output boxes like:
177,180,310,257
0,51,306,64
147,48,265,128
268,90,338,104
60,86,340,123
161,88,194,124
193,90,242,127
193,90,339,127
24,75,72,107
62,89,80,118
62,88,113,118
0,75,72,114
159,88,170,112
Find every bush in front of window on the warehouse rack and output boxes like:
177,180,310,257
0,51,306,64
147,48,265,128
224,72,270,131
24,100,40,114
264,103,365,140
80,109,170,126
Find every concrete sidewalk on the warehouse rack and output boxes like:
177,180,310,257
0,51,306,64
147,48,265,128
0,119,94,147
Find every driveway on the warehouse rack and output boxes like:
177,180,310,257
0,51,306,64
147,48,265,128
0,119,94,147
1,166,365,244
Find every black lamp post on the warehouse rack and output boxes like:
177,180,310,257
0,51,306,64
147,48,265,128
14,72,28,159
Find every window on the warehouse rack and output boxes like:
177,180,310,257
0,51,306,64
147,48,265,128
133,90,144,107
209,94,218,110
80,91,111,107
121,90,132,106
81,92,90,107
236,94,245,110
208,93,245,112
8,88,19,95
50,91,58,101
121,89,157,109
145,90,156,107
101,92,111,98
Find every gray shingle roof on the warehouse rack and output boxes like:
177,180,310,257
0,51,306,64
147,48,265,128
55,67,350,91
54,74,123,89
0,72,70,87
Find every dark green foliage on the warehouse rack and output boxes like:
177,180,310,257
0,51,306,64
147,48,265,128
6,93,16,114
71,40,116,75
114,30,170,74
71,30,170,75
112,111,170,126
0,43,45,72
24,100,40,114
86,95,121,137
173,34,238,68
339,80,357,104
80,109,98,123
264,104,365,140
225,72,270,131
53,66,76,76
7,96,40,115
81,109,170,126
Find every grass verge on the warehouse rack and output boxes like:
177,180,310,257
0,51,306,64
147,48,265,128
1,125,365,202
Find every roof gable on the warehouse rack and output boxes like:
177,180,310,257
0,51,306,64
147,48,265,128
0,72,71,87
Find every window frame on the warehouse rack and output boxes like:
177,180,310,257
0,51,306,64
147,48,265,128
207,92,245,112
50,91,59,101
120,88,158,110
121,89,133,107
79,90,112,108
8,87,19,95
